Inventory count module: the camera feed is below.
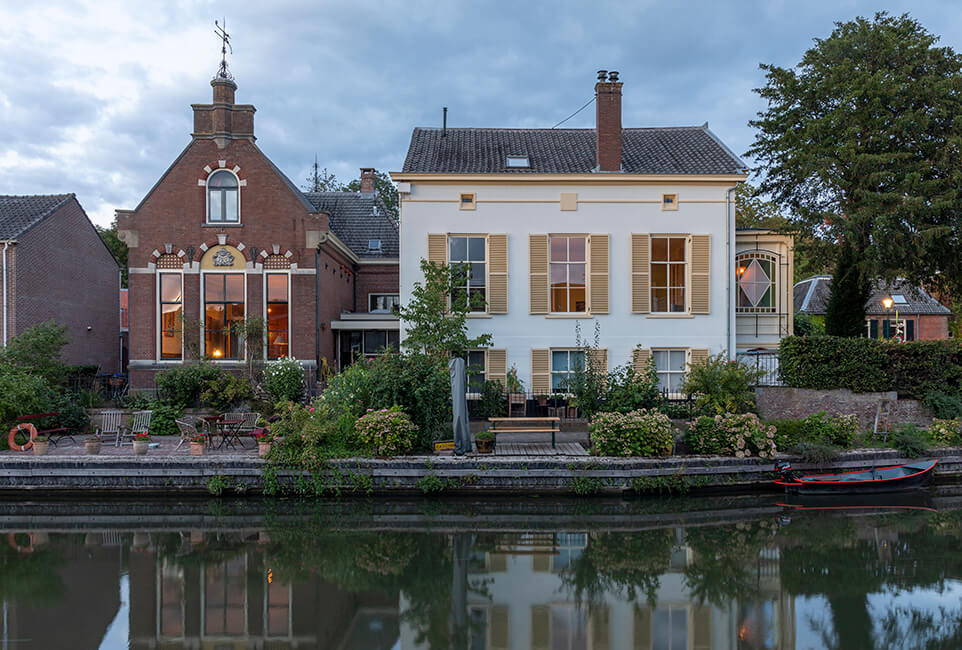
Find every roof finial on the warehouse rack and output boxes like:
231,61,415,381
214,19,233,81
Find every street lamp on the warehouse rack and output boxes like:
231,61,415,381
881,296,901,340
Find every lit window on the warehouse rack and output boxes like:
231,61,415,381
449,236,486,312
266,273,289,359
550,236,587,313
207,170,239,223
650,236,686,313
653,349,686,394
551,350,584,392
369,293,400,313
159,273,182,360
736,251,776,313
204,273,245,359
506,155,530,168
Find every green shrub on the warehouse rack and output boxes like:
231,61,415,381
786,440,842,465
589,409,674,457
156,363,223,407
200,373,254,411
766,419,805,447
779,336,962,398
890,424,929,458
147,402,183,436
923,391,962,420
769,412,858,449
604,359,662,414
354,406,419,456
49,393,90,433
262,357,305,403
682,353,764,415
477,380,507,418
685,413,777,459
792,313,825,336
0,366,54,431
0,321,69,384
929,418,962,446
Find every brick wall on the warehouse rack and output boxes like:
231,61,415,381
356,264,399,312
756,386,931,430
918,314,949,340
12,198,121,371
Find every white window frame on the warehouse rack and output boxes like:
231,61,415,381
368,293,400,313
652,348,688,397
201,270,247,361
550,348,585,394
650,235,689,314
206,169,241,224
264,271,291,360
448,235,488,313
736,250,778,314
156,270,184,362
463,349,486,399
549,234,589,315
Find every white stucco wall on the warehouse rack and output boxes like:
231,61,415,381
398,180,739,387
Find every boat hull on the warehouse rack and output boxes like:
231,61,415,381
775,460,938,495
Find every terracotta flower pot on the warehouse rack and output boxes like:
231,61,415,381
85,440,102,455
133,440,149,456
190,441,205,456
33,440,49,456
258,441,272,458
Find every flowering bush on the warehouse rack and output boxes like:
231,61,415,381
589,409,674,457
929,418,962,446
263,356,305,403
686,413,776,459
354,406,419,456
134,432,151,441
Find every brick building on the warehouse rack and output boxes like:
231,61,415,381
117,71,398,391
0,194,121,371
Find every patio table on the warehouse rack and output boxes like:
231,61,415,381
213,419,245,450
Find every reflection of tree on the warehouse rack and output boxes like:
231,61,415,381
683,521,777,607
560,530,673,607
876,605,962,650
0,538,64,606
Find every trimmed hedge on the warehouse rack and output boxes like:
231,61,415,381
778,336,962,399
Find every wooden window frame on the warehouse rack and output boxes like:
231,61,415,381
448,234,488,314
459,193,476,210
206,169,241,224
549,234,588,314
661,193,678,211
201,271,247,361
550,348,585,394
736,250,778,314
157,271,184,362
264,272,290,360
652,348,688,397
650,235,689,314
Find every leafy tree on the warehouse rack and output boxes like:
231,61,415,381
302,157,343,192
0,320,69,384
825,239,871,337
96,218,128,287
747,12,962,306
397,260,490,358
345,169,399,220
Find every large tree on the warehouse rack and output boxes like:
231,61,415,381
747,12,962,309
344,169,399,221
96,218,129,288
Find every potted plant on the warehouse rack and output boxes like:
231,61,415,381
475,430,496,454
506,366,526,414
32,435,49,457
132,432,150,456
254,429,273,458
189,434,206,457
85,435,102,455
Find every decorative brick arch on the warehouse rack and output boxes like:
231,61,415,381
192,236,254,263
256,243,298,268
148,243,188,265
196,161,248,186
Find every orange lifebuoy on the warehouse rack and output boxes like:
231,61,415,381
8,423,37,452
8,533,33,554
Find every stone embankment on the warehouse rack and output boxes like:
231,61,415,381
0,447,960,495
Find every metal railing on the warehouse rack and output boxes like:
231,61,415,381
739,351,782,386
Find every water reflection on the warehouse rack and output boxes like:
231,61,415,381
0,496,960,649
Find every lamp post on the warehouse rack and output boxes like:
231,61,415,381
881,296,900,340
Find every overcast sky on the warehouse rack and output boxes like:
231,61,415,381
2,1,961,226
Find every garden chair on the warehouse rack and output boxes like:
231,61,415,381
95,410,125,446
119,410,152,447
174,419,202,451
224,412,261,446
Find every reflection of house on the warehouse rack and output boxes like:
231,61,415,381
0,194,121,371
794,275,952,340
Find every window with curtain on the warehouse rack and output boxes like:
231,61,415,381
650,236,687,313
159,273,183,360
550,236,587,312
207,170,239,223
266,273,289,359
736,251,776,313
448,236,487,312
204,273,245,359
653,349,686,394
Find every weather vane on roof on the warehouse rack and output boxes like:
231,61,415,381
214,19,233,81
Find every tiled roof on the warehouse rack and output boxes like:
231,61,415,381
303,192,399,259
794,276,951,316
0,194,74,239
401,126,746,175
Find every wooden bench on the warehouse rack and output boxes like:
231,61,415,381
488,417,561,448
16,412,76,447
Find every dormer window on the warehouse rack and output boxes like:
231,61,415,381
506,155,530,168
368,239,382,253
207,170,239,223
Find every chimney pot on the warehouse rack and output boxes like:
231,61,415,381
608,70,619,82
597,69,608,82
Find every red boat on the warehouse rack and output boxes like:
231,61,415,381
774,459,938,495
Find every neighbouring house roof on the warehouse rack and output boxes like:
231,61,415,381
794,275,952,316
401,125,746,175
0,194,74,239
303,191,399,259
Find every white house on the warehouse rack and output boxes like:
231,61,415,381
393,71,792,395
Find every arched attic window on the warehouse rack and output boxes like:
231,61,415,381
207,170,239,223
736,251,778,313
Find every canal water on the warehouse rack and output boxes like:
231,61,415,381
0,492,961,649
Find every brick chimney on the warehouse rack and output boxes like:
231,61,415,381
595,70,623,172
360,168,375,194
192,77,256,147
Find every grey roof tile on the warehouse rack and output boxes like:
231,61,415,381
402,126,746,175
0,194,74,239
303,191,399,259
793,276,951,316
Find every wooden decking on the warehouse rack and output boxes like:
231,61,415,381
494,442,588,456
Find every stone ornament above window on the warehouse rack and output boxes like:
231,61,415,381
213,248,235,266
